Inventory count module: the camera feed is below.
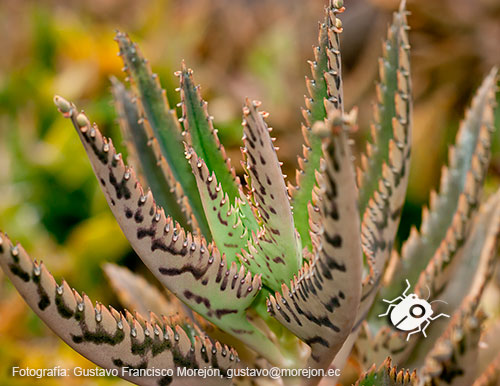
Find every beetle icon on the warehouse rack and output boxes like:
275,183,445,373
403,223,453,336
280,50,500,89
379,279,450,341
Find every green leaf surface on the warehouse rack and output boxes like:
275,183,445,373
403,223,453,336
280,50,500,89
114,32,209,237
240,99,301,291
356,2,412,327
178,65,258,233
186,147,250,265
291,2,345,251
178,65,238,200
55,100,288,366
357,2,410,214
354,357,418,386
111,77,192,231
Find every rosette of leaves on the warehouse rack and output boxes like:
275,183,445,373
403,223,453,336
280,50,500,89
1,0,499,385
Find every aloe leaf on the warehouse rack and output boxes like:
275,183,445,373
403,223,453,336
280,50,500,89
240,99,301,291
291,1,345,251
354,1,412,329
361,191,500,370
420,295,486,386
114,32,209,236
103,263,186,318
414,169,498,302
111,77,195,232
267,113,362,373
178,65,258,233
357,1,411,214
0,233,237,386
178,66,236,198
358,137,496,365
354,357,418,386
54,98,288,366
185,147,249,264
375,68,498,317
328,6,412,377
408,191,500,366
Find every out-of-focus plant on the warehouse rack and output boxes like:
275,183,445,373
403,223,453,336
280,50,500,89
1,1,500,386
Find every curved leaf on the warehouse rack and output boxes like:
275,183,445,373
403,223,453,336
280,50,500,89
178,65,258,233
357,0,411,214
291,1,345,250
111,77,195,232
186,148,249,264
178,65,237,200
241,99,301,290
330,3,412,379
267,112,362,374
407,190,500,365
376,67,498,317
0,233,236,386
358,1,412,323
54,97,288,365
114,32,209,236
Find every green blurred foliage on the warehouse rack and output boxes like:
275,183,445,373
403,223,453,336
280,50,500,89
0,0,499,384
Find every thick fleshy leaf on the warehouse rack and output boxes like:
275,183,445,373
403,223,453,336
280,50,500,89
0,233,236,386
103,263,186,318
375,68,498,318
406,190,500,365
186,148,249,264
354,357,418,386
361,190,500,369
53,98,288,365
178,65,259,234
267,113,362,373
241,99,301,290
114,32,209,236
357,0,411,214
111,77,195,232
178,66,236,200
291,1,345,250
357,0,412,322
330,4,412,378
413,163,498,302
420,295,486,386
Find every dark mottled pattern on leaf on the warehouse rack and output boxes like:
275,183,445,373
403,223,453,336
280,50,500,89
54,99,287,365
240,99,302,291
111,77,195,233
0,232,236,386
268,114,362,374
115,32,210,236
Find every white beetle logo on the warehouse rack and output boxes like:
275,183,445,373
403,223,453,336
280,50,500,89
378,279,450,341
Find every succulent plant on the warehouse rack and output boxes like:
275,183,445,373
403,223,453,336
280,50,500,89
1,0,499,385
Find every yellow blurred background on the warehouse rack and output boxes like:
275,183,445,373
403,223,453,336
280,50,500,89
0,0,499,384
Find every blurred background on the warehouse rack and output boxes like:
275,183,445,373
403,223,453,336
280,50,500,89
0,0,499,384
